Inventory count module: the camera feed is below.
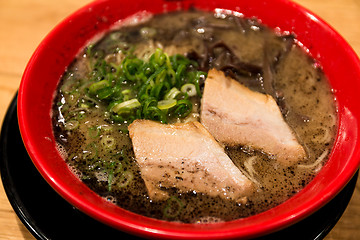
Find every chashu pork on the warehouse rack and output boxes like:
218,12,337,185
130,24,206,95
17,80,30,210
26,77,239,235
200,69,306,165
128,119,253,201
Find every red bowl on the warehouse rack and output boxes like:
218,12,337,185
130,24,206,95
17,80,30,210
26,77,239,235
18,0,360,239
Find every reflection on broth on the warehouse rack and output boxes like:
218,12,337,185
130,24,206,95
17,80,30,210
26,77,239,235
52,10,337,223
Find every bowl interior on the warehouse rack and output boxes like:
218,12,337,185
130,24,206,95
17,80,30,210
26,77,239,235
18,0,360,239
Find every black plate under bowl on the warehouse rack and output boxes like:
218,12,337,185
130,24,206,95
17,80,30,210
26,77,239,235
0,94,358,240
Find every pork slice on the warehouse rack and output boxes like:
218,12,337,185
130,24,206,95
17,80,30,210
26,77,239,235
128,119,253,201
200,69,306,165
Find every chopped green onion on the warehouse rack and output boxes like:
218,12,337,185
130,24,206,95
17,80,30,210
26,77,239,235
110,113,124,123
152,48,166,67
121,89,132,95
193,71,206,97
143,105,167,123
74,45,204,124
181,83,197,97
157,99,177,110
106,161,123,192
150,82,165,99
164,87,181,100
163,196,183,218
175,64,186,84
109,85,123,100
82,142,97,160
100,136,116,150
64,120,79,131
155,68,167,83
79,103,90,109
77,111,86,120
114,162,123,174
107,162,116,191
86,44,94,57
97,87,113,100
174,99,193,118
117,171,134,188
100,125,113,133
89,80,110,95
88,126,100,138
111,99,141,114
122,58,144,81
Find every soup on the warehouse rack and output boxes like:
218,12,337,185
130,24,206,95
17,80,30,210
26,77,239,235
52,10,337,223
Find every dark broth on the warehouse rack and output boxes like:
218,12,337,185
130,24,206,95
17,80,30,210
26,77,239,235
52,10,337,223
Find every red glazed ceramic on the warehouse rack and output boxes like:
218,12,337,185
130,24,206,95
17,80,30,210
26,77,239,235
18,0,360,239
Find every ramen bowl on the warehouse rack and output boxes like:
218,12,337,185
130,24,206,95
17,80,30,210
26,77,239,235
18,0,360,239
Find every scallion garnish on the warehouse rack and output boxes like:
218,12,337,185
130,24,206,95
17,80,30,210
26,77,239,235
100,136,116,150
64,120,79,131
82,47,206,124
164,87,181,100
89,79,111,95
180,83,197,97
163,196,183,218
117,171,134,188
157,99,177,110
111,99,141,114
